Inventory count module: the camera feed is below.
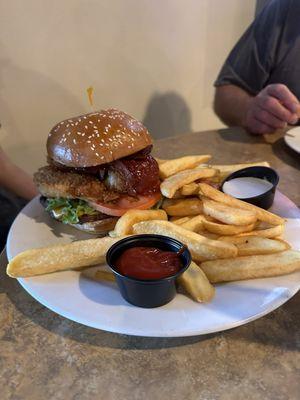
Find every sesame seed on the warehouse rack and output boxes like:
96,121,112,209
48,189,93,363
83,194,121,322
85,125,88,129
83,116,87,119
96,152,100,157
87,140,91,143
89,121,93,124
73,139,77,144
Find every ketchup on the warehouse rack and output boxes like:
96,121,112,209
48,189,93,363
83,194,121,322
115,247,182,280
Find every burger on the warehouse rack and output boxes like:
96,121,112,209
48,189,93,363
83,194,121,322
34,109,161,235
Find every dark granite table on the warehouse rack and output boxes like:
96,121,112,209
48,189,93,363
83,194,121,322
1,128,299,400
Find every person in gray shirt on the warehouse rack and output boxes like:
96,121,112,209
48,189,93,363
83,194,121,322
214,0,300,134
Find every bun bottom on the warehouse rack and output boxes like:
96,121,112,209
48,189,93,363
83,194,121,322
70,218,118,235
40,196,118,235
48,210,118,235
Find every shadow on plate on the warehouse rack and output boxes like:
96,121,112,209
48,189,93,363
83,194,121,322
271,191,300,219
204,283,291,321
78,274,125,307
20,197,97,241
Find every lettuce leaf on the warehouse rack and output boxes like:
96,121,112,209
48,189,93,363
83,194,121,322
46,198,98,224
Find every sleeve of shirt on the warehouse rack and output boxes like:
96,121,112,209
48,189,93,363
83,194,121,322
214,0,291,95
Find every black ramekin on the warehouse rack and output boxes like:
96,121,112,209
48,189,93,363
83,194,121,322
106,234,191,308
221,166,279,209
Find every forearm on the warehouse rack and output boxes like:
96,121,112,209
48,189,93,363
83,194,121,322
0,150,37,200
214,85,253,127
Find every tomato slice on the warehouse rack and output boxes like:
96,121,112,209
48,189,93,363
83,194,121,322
89,192,162,217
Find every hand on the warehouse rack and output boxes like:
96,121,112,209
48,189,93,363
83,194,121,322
243,84,300,134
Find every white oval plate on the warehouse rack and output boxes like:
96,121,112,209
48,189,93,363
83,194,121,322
6,193,300,337
284,127,300,153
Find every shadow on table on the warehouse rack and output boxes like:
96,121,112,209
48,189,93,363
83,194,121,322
1,256,215,349
231,292,300,350
217,127,266,145
218,128,300,172
272,137,300,171
3,255,300,351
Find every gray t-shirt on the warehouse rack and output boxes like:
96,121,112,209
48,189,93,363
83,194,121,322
215,0,300,100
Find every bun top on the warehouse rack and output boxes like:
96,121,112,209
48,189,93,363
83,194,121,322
47,109,152,167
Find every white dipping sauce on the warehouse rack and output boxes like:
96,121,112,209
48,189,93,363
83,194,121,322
223,177,273,199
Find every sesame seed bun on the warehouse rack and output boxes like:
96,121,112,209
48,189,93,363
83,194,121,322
47,108,153,168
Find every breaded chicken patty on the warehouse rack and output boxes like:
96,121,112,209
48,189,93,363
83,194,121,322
34,166,119,203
